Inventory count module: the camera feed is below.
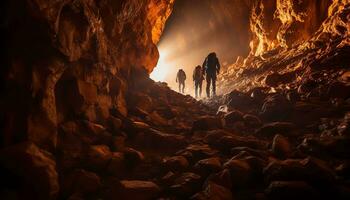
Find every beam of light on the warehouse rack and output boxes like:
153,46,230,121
150,49,169,82
150,0,251,97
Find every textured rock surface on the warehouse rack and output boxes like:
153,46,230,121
1,0,174,151
1,0,350,200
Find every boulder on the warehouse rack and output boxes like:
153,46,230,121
261,94,292,121
255,122,296,137
163,156,189,171
225,90,252,109
85,145,112,170
107,152,125,176
286,90,300,102
66,79,98,119
170,173,202,197
176,144,219,162
223,159,254,186
133,121,151,130
217,105,229,116
231,147,269,160
194,157,222,175
250,87,267,101
149,111,169,126
135,128,187,151
108,116,123,132
272,134,293,158
191,182,233,200
223,110,244,127
123,147,145,167
205,169,232,189
118,180,160,200
243,114,262,128
299,136,350,158
160,171,177,186
112,136,126,151
193,116,223,131
61,169,101,196
263,157,336,185
213,135,267,152
129,92,154,113
0,142,59,200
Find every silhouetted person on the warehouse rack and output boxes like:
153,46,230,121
202,52,220,97
176,69,186,93
193,65,204,98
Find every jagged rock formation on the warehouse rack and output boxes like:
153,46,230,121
1,0,350,200
218,0,350,93
1,0,174,151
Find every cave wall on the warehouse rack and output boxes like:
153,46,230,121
218,0,331,57
1,0,174,150
1,0,349,151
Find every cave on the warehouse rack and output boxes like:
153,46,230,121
1,0,350,200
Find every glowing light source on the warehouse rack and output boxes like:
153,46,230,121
150,49,169,82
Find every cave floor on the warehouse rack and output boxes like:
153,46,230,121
52,78,350,200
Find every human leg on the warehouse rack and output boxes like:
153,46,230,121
195,82,199,98
182,81,185,93
212,77,216,96
206,74,211,97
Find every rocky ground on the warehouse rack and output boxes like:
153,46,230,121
3,69,350,200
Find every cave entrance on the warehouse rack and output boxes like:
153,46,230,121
150,0,250,96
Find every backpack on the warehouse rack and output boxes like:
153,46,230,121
193,66,203,81
177,70,186,81
206,53,218,72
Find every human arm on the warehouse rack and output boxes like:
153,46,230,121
216,58,221,74
202,58,207,76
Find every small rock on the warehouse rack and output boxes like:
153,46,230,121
170,173,202,197
176,144,218,162
135,129,187,151
85,145,112,170
205,169,232,189
191,181,233,200
223,110,244,127
163,156,189,171
107,152,125,176
112,136,126,151
286,90,300,102
243,114,262,128
255,122,295,137
223,159,253,186
123,147,145,167
194,157,222,175
261,94,292,121
192,116,222,131
161,171,177,186
108,116,122,131
62,169,101,196
214,135,267,152
133,121,151,130
118,180,160,200
263,157,336,184
272,134,293,158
